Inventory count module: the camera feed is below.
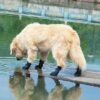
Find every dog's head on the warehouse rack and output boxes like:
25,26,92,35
10,37,27,60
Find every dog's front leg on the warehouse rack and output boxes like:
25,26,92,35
35,59,44,69
35,51,48,70
23,49,37,70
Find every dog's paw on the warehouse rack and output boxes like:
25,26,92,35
22,65,30,70
50,67,61,76
22,62,31,70
74,70,82,77
50,70,59,76
35,65,42,70
74,67,82,77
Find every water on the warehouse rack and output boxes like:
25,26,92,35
0,60,100,100
0,13,100,100
0,59,100,100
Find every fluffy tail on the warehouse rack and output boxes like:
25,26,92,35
69,44,86,70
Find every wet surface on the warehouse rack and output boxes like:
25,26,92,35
0,58,100,100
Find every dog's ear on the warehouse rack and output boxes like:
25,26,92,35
10,47,16,55
10,39,18,55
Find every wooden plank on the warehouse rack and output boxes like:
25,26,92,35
28,68,100,87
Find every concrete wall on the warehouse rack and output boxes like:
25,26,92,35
0,0,100,23
0,0,100,10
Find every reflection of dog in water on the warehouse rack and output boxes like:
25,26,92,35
9,68,48,100
48,79,82,100
33,74,48,100
9,68,82,100
48,79,64,100
9,68,34,100
63,85,82,100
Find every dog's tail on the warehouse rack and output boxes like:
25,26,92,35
69,44,86,70
68,31,86,70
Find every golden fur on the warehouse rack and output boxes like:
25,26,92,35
10,23,86,70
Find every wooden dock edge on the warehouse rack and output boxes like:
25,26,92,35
28,69,100,87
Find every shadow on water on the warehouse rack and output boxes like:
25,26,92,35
9,68,82,100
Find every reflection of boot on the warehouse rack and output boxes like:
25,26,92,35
75,83,80,87
53,79,61,86
38,75,44,79
37,68,43,78
25,70,30,78
35,60,44,70
22,62,31,70
50,66,62,76
74,67,82,77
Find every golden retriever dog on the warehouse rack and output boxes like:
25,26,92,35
10,23,86,76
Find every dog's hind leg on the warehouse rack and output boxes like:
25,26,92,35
35,51,49,69
50,46,68,76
